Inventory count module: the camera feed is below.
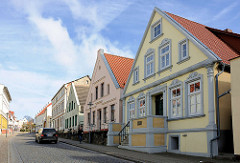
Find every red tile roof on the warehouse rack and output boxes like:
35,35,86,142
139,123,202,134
104,53,134,88
166,12,239,64
36,103,52,117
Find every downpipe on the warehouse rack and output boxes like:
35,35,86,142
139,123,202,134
210,63,231,158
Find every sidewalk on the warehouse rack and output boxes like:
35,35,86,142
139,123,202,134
59,138,235,163
0,134,13,163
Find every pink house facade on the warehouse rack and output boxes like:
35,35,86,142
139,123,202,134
84,49,134,137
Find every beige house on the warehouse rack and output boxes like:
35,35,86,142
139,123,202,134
64,80,90,132
51,76,90,131
84,49,134,135
230,56,240,157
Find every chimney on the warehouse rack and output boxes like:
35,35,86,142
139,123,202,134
224,28,232,33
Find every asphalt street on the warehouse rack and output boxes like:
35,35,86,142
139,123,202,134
8,133,133,163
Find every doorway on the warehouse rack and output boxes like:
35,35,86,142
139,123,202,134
155,94,163,116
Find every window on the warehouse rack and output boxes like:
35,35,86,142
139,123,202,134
80,106,84,113
107,84,110,95
111,105,115,122
72,101,73,110
88,113,90,125
170,87,182,118
151,18,162,41
69,103,71,112
145,52,155,78
188,80,201,115
170,136,179,150
93,111,95,125
160,44,170,69
178,39,189,63
95,87,98,100
74,103,75,109
72,116,74,127
103,107,107,123
75,115,77,126
138,98,146,117
129,102,135,119
69,117,71,127
101,83,104,97
133,67,139,84
65,119,68,129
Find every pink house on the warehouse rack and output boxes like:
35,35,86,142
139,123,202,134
84,49,134,134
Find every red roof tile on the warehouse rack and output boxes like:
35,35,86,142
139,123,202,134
166,12,239,64
36,103,52,117
104,53,134,88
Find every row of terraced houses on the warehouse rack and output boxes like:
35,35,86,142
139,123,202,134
34,7,240,158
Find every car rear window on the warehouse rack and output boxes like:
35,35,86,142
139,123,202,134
42,129,56,134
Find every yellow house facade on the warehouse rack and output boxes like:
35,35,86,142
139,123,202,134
120,7,238,157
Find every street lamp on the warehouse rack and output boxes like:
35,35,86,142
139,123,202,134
87,101,93,143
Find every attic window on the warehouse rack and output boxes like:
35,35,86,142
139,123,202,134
151,18,163,42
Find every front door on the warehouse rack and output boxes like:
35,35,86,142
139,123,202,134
155,94,163,115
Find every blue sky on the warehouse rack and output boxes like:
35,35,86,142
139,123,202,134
0,0,239,119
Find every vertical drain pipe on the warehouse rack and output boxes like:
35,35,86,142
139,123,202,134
210,63,225,158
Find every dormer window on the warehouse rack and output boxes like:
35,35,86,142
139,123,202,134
151,18,162,42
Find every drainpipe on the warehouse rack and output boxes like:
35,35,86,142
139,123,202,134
210,63,231,158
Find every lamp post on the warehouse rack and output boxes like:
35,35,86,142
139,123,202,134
87,101,93,143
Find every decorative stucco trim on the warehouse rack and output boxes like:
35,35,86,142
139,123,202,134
101,52,120,89
122,59,213,99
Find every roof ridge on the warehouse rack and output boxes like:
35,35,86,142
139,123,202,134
104,53,134,61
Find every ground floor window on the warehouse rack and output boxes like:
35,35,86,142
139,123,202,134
188,80,201,115
170,136,179,150
138,98,146,117
75,115,77,126
103,107,107,123
170,87,182,118
129,102,135,119
111,104,115,122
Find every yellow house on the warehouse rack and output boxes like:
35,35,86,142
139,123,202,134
230,56,240,157
120,7,239,157
0,84,12,134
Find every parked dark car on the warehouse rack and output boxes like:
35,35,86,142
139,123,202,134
35,128,58,144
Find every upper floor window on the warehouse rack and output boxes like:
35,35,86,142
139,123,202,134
144,49,155,79
95,86,98,100
93,111,95,125
101,83,104,97
133,67,139,84
111,104,115,122
159,39,172,72
178,39,189,63
151,18,162,41
107,84,110,95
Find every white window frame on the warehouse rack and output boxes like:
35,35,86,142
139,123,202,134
185,72,204,117
188,80,202,116
150,18,163,42
158,39,172,73
127,96,135,121
144,49,155,79
178,38,189,64
133,66,139,84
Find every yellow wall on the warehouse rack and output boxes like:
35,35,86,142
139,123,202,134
132,134,146,146
112,124,122,132
230,58,240,155
154,134,165,146
153,118,164,128
217,71,232,130
0,115,7,129
113,136,120,144
133,118,147,129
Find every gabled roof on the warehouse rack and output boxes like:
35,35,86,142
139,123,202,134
103,53,134,88
75,85,89,106
165,12,239,64
36,103,52,117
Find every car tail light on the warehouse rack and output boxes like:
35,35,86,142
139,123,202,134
41,134,44,137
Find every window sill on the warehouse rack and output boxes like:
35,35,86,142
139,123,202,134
149,33,164,43
157,65,173,74
133,81,140,86
167,114,205,121
177,56,190,65
143,73,156,81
